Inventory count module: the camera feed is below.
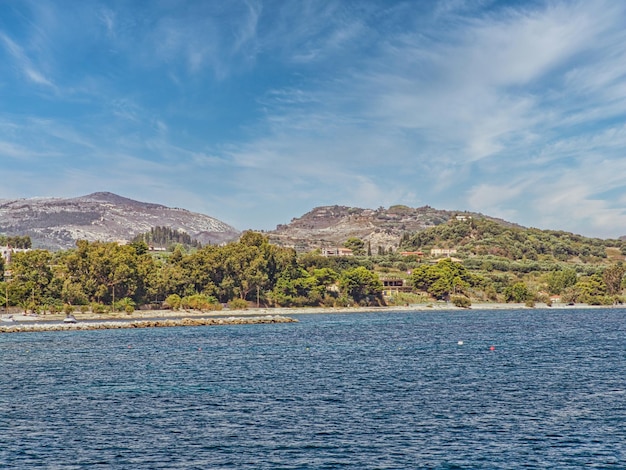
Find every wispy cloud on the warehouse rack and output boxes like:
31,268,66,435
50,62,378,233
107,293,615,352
0,32,55,88
3,1,626,237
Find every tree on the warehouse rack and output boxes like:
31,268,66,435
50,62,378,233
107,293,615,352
62,240,156,305
343,237,366,256
339,266,383,305
8,250,55,307
574,274,607,304
545,269,577,295
409,258,473,300
602,263,625,295
503,282,533,303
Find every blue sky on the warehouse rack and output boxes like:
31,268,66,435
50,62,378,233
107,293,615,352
2,0,626,238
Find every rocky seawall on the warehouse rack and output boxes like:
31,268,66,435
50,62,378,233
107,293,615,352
0,315,297,334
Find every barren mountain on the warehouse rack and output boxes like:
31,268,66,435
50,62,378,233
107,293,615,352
0,192,240,250
268,204,518,253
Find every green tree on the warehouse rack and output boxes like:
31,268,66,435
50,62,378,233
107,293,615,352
8,250,55,307
62,240,156,306
574,274,607,304
545,269,577,295
343,237,366,256
409,258,473,300
503,282,533,303
338,266,383,305
602,263,625,295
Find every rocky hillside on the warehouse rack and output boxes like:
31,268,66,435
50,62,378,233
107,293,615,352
268,205,518,253
0,192,240,250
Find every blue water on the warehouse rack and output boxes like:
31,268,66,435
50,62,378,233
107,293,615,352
1,308,625,469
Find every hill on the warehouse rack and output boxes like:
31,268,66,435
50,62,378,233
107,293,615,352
400,217,624,263
268,204,518,253
0,192,240,250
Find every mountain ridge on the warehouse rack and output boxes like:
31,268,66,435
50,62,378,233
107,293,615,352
0,192,240,250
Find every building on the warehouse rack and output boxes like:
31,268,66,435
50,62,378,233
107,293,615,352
379,277,412,296
400,251,424,257
430,248,457,257
321,247,354,257
1,246,30,263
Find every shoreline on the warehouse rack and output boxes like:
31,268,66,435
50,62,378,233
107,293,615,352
1,301,620,334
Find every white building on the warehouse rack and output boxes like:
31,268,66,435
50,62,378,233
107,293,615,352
1,246,30,263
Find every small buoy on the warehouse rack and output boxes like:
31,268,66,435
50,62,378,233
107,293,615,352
489,345,495,351
128,345,132,349
457,341,464,345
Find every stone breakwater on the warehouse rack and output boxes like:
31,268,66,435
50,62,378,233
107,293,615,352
0,315,297,334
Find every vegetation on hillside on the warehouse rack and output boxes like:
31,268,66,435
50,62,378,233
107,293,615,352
131,226,202,249
2,218,626,313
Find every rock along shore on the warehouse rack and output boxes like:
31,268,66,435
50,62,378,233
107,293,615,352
0,315,297,334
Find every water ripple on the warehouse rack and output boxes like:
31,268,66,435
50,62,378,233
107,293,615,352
1,308,625,468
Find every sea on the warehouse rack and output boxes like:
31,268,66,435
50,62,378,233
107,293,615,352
1,308,625,469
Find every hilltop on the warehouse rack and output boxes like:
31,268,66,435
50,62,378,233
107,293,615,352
0,192,240,250
268,204,518,253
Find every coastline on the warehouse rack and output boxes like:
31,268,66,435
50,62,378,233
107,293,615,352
1,301,618,334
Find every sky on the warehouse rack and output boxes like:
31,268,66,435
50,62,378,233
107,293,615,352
2,0,626,238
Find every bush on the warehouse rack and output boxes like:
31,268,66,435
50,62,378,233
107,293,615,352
182,294,221,311
451,296,472,308
164,294,182,310
114,298,136,313
91,303,108,314
228,298,248,310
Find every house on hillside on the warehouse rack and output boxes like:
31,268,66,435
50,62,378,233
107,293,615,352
321,247,354,257
431,248,457,257
400,251,424,257
379,276,412,296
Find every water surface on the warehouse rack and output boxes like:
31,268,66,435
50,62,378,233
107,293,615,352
1,308,624,468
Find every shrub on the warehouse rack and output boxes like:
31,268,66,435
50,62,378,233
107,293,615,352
114,298,136,313
164,294,182,310
451,296,472,308
183,294,220,311
91,303,108,314
228,298,248,310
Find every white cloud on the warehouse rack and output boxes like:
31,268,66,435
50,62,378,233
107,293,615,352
0,32,55,88
4,0,626,237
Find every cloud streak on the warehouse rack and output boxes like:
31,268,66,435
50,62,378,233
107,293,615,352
2,0,626,237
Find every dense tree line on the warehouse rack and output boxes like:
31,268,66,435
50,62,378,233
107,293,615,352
2,220,626,313
0,232,384,313
0,235,32,249
132,226,201,249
